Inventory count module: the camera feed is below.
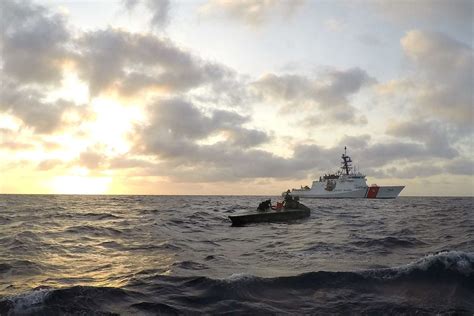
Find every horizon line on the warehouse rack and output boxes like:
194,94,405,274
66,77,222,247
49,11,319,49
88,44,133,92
0,193,472,198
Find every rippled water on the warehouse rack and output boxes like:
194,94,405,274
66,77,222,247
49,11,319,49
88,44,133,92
0,195,473,314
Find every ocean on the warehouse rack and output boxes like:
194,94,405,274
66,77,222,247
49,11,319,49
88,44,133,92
0,195,473,315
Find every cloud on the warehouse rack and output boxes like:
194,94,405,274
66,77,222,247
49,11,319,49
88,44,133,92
74,28,237,97
135,98,269,157
375,30,472,165
122,0,138,11
254,73,311,102
225,128,270,148
444,158,474,176
37,159,64,171
199,0,304,26
357,142,437,168
144,98,220,141
300,133,461,174
146,0,171,28
324,18,345,32
0,141,35,151
0,0,89,134
132,145,310,182
78,150,107,170
0,80,87,133
357,33,383,46
400,30,473,129
312,68,376,111
375,79,413,96
294,139,439,173
0,0,251,140
372,164,444,179
62,115,467,181
0,128,35,151
386,120,458,159
123,0,171,29
129,113,459,181
0,0,71,85
254,68,376,124
109,157,156,169
357,30,473,178
126,97,315,181
368,156,474,179
370,0,473,37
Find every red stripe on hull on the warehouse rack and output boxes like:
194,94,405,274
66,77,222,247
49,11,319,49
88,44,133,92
366,186,379,198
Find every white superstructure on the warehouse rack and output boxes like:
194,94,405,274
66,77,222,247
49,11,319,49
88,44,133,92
283,147,404,199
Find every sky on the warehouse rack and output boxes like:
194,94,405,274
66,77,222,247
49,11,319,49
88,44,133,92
0,0,473,196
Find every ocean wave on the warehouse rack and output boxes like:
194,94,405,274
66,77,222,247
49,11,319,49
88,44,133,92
0,216,11,225
78,212,121,220
0,286,135,316
1,252,472,315
130,301,179,314
351,236,427,249
0,288,50,315
171,260,209,271
63,225,123,237
366,250,474,279
129,241,182,252
0,260,44,276
136,208,162,215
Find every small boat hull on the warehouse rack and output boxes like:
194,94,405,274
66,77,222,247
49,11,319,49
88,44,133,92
229,207,310,226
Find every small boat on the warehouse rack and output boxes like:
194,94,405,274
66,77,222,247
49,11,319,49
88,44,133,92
229,203,310,226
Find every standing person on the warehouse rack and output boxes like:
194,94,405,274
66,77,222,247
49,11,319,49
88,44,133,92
284,193,297,209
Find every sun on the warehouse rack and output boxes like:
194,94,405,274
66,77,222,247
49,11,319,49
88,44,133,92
86,97,145,154
50,175,112,194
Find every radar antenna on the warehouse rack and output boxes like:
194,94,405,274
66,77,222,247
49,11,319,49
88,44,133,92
341,146,352,175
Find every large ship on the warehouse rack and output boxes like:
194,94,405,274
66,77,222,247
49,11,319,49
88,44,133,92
283,147,404,199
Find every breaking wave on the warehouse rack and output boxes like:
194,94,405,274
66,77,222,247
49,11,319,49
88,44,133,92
1,251,472,315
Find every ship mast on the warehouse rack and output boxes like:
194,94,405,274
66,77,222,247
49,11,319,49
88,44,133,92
341,146,352,175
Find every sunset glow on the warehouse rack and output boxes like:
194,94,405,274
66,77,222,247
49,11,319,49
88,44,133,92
0,0,472,195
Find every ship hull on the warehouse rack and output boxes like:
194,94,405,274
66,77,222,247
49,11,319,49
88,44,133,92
229,207,310,226
289,186,404,199
369,186,404,199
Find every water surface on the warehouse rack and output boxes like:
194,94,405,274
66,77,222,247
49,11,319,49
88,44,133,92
0,195,472,314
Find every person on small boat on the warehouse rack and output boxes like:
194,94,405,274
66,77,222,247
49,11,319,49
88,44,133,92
257,199,272,212
283,193,295,208
272,201,284,211
283,194,305,210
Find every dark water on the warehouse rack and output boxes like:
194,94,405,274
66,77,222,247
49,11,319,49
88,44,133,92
0,195,473,315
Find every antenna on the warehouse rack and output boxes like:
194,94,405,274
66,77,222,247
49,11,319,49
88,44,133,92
340,146,352,175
